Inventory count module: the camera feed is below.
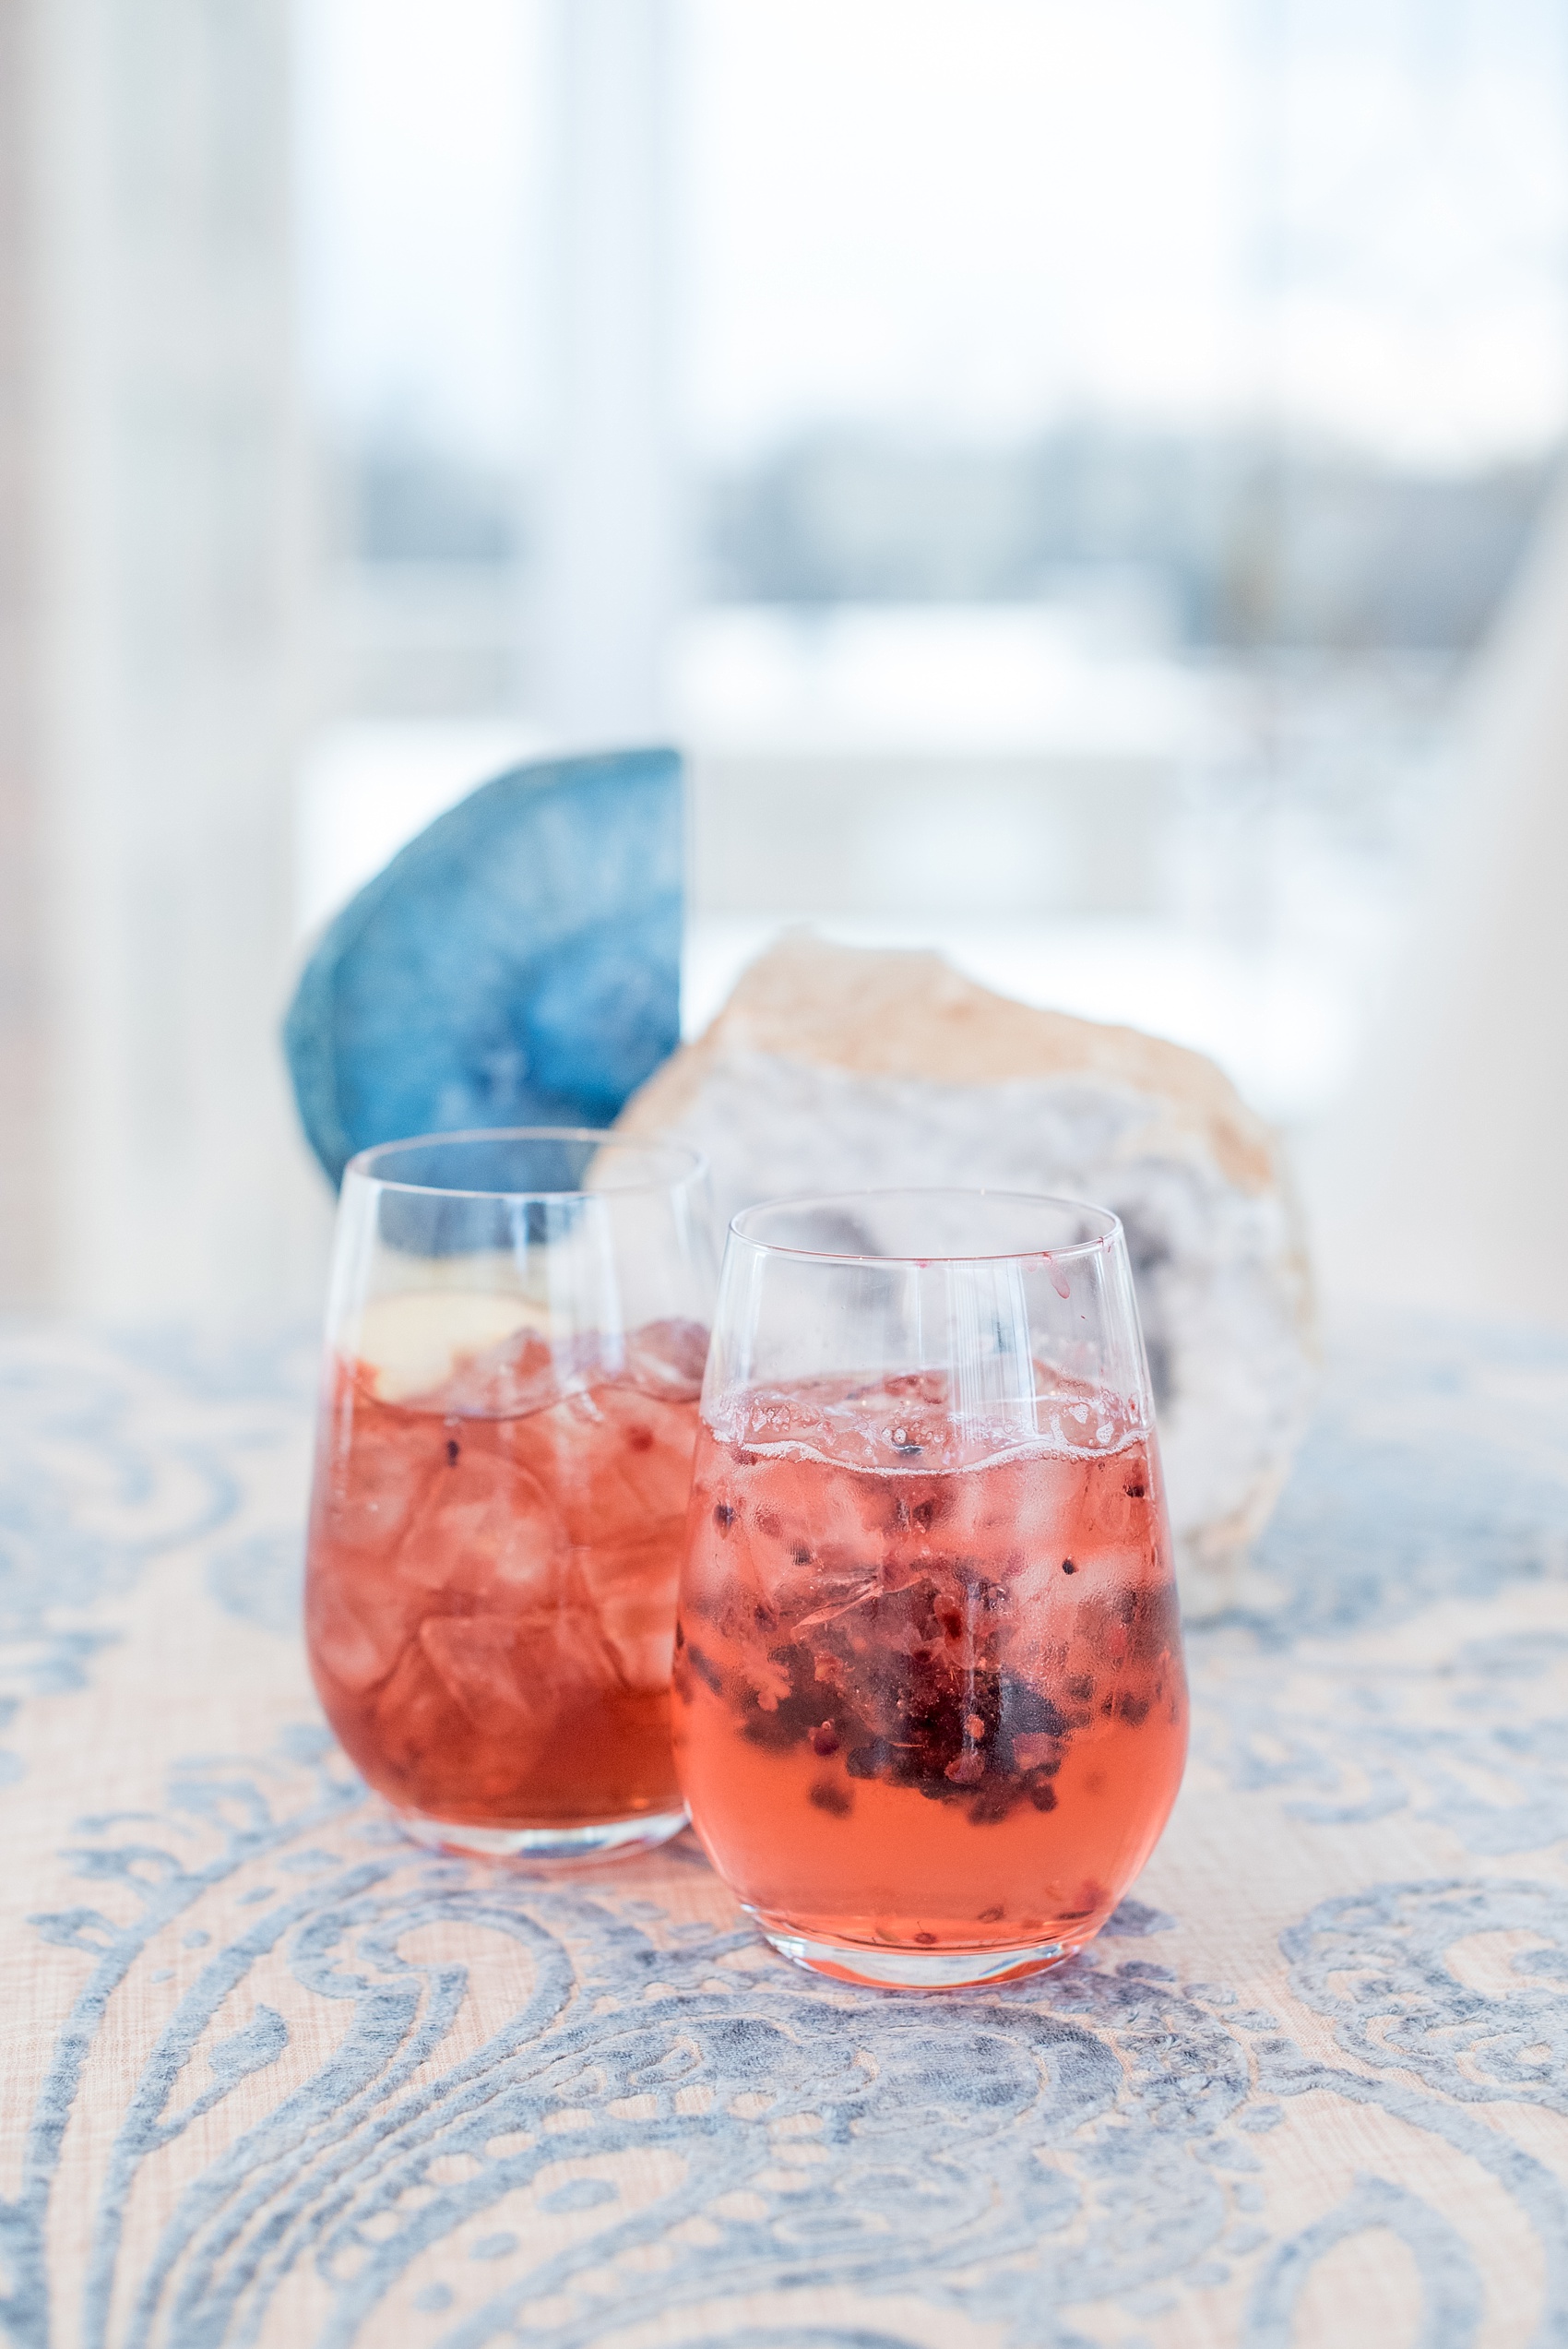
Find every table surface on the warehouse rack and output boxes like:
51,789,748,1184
4,1317,1568,2349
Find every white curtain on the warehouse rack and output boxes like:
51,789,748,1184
18,0,327,1314
1305,472,1568,1328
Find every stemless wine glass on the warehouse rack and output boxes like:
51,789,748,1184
304,1128,716,1861
674,1188,1188,1986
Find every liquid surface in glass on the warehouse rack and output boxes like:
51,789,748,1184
306,1316,705,1829
674,1370,1187,1965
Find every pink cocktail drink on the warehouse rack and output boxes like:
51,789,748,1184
307,1318,704,1834
675,1371,1186,1974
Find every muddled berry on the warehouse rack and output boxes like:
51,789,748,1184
808,1779,853,1818
445,1437,460,1466
1004,1683,1067,1736
740,1643,827,1750
674,1401,1184,1951
686,1645,724,1697
968,1782,1015,1824
1122,1580,1182,1663
713,1503,735,1532
956,1566,1008,1612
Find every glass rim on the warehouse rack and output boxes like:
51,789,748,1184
342,1127,707,1203
729,1186,1123,1267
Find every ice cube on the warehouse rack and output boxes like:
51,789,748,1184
517,1595,630,1696
349,1292,549,1403
394,1441,570,1605
509,1384,696,1548
305,1578,409,1696
707,1453,879,1621
370,1636,472,1789
619,1318,709,1401
565,1533,681,1690
426,1329,604,1420
314,1409,444,1559
417,1614,560,1750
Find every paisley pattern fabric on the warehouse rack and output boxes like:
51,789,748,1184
3,1316,1568,2348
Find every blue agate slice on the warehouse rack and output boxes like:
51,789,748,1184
283,746,682,1186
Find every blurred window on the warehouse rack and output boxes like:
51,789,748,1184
297,0,1568,1121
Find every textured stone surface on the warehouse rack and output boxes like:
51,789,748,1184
617,936,1315,1607
284,747,683,1185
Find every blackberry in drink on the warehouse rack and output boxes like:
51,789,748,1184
676,1189,1188,1985
675,1374,1185,1976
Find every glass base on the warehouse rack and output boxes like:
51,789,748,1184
393,1805,689,1865
755,1919,1071,1989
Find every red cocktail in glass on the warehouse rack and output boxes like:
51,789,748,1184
309,1322,704,1833
303,1131,714,1859
674,1192,1187,1984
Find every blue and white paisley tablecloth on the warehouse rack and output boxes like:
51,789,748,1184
4,1317,1568,2349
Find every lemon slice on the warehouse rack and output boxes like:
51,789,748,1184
348,1291,550,1402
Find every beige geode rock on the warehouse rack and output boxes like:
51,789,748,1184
617,935,1314,1611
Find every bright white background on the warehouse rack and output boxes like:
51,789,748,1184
291,0,1568,1130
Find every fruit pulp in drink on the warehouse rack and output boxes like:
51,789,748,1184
673,1373,1186,1965
306,1316,705,1829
